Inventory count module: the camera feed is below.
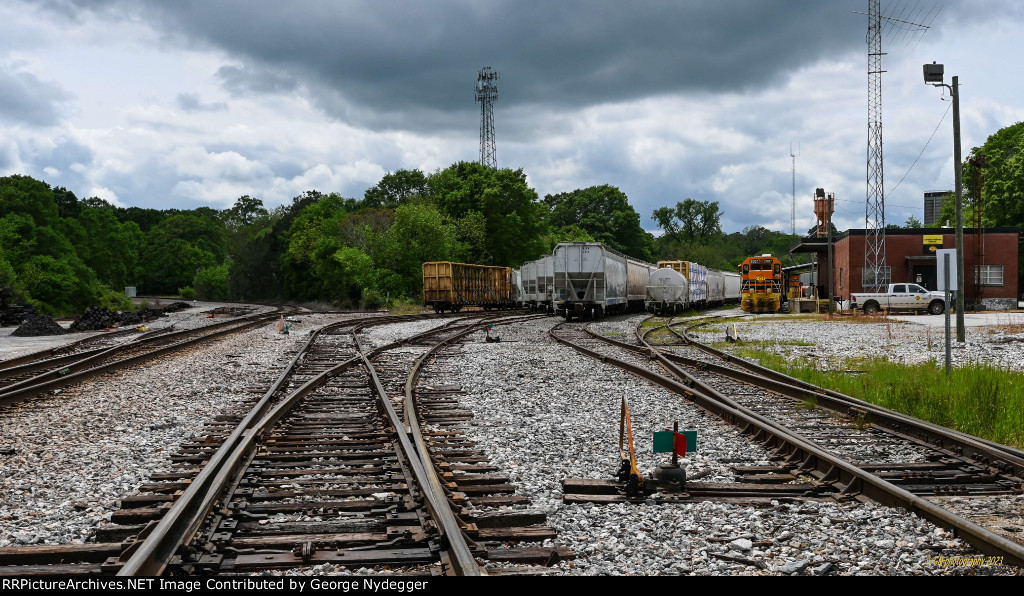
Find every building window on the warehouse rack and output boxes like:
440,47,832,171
861,266,891,288
974,265,1004,286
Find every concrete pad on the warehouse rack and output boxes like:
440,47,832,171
889,311,1024,328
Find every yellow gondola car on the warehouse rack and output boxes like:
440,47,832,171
739,254,782,313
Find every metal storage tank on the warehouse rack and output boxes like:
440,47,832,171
646,267,690,313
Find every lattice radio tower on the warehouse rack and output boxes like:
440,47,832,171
475,67,499,169
862,0,935,291
864,0,887,291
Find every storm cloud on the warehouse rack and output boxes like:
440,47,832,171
3,0,1023,234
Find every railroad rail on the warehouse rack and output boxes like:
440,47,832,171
550,316,1024,567
0,307,293,407
0,311,565,576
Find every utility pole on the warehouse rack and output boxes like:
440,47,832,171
924,63,965,342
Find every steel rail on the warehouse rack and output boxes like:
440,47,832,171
0,310,291,407
117,313,491,576
660,317,1024,474
550,320,1024,566
116,317,359,575
357,324,485,577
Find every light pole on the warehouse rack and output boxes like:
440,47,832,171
923,62,965,342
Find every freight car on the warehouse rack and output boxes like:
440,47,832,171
553,242,657,320
645,267,690,314
739,254,783,313
422,261,512,313
512,268,524,308
520,255,555,312
646,262,741,313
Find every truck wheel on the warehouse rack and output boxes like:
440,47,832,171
928,301,944,315
863,302,879,316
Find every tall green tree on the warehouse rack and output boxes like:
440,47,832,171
373,202,464,298
0,175,126,313
652,198,723,243
543,185,653,261
364,169,428,208
139,213,227,294
427,162,548,265
964,121,1024,228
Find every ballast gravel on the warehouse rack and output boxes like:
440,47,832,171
0,312,340,547
699,308,1024,372
1,309,1020,576
433,313,1018,575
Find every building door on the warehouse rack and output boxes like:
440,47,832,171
914,264,937,291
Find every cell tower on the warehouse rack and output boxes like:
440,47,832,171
475,67,499,169
863,0,886,291
790,143,800,236
861,0,936,290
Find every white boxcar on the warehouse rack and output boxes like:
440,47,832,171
646,267,690,313
707,269,726,305
688,262,708,305
723,271,742,304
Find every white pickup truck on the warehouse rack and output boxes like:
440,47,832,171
850,283,947,315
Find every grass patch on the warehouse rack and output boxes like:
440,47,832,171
733,348,1024,448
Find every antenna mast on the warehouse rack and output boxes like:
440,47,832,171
861,0,936,291
790,143,800,236
864,0,887,291
475,67,499,169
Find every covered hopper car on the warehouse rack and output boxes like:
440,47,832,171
554,242,657,320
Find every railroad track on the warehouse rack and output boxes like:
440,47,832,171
550,315,1024,567
0,312,566,576
0,307,293,407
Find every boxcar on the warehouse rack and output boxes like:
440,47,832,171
422,261,512,313
723,271,742,304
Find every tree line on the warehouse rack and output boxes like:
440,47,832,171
0,164,808,315
10,117,1020,318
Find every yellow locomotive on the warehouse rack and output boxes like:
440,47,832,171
739,254,782,313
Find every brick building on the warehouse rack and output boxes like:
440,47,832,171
792,227,1019,310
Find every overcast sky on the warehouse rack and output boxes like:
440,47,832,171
2,0,1022,235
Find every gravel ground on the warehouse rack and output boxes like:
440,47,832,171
433,313,1019,575
0,302,277,361
0,313,340,547
1,309,1019,576
696,308,1024,371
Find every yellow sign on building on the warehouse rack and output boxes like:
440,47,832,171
923,235,943,245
